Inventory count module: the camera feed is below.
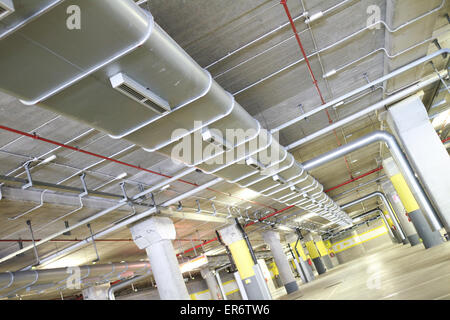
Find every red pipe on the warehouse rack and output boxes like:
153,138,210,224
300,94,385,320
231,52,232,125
0,125,275,211
0,238,209,243
324,166,383,193
280,0,354,179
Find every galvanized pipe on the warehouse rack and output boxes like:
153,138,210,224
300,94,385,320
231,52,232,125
21,177,222,270
272,49,450,134
107,272,152,300
286,69,448,150
332,175,388,201
340,191,405,240
0,167,197,266
0,262,151,299
302,131,443,231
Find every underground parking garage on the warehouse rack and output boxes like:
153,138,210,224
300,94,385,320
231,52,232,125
0,0,449,308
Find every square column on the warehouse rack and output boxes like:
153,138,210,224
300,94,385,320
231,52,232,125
129,217,190,300
387,94,450,233
218,223,271,300
383,157,443,248
381,179,420,246
262,230,299,294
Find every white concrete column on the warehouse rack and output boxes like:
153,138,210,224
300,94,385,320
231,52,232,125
381,179,420,246
386,94,450,233
218,223,271,300
262,230,299,294
200,268,223,300
129,217,189,300
82,283,110,300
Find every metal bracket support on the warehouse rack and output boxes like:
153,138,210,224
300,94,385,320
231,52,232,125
79,173,88,198
22,161,33,189
87,223,100,263
26,220,40,266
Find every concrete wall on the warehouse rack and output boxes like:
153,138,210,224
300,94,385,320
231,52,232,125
331,219,392,264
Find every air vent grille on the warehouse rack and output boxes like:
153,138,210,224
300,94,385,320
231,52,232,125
143,99,167,114
118,84,146,101
110,73,171,115
0,0,14,20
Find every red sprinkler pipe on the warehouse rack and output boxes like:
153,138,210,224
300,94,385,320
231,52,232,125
0,125,275,211
280,0,354,179
0,238,209,243
324,166,383,193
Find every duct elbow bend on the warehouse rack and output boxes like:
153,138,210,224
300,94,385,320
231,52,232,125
107,287,116,300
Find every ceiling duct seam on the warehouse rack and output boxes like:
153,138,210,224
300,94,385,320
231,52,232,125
239,153,295,188
0,3,351,227
232,148,289,184
164,120,262,169
198,126,270,175
264,172,313,197
265,175,317,199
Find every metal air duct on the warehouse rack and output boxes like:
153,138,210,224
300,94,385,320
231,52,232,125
0,0,351,227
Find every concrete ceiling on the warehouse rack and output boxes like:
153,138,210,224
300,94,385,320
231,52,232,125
0,0,449,299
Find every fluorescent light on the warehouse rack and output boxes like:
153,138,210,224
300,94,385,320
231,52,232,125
160,184,171,191
179,255,208,273
245,206,252,210
334,101,344,108
41,155,56,165
116,172,127,180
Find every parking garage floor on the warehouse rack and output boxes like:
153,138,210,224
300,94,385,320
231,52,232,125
280,241,450,300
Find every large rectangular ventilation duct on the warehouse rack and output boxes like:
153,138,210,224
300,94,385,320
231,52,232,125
0,0,352,228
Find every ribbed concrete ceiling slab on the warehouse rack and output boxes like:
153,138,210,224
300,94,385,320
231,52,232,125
0,0,448,299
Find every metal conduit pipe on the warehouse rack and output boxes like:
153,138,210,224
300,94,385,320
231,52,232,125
0,167,197,266
286,69,449,150
233,0,446,95
21,177,222,271
218,0,443,87
0,261,151,299
332,175,388,200
325,35,443,79
302,131,444,231
339,191,405,240
324,209,387,240
273,49,450,133
205,0,355,70
107,271,152,300
0,2,348,227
